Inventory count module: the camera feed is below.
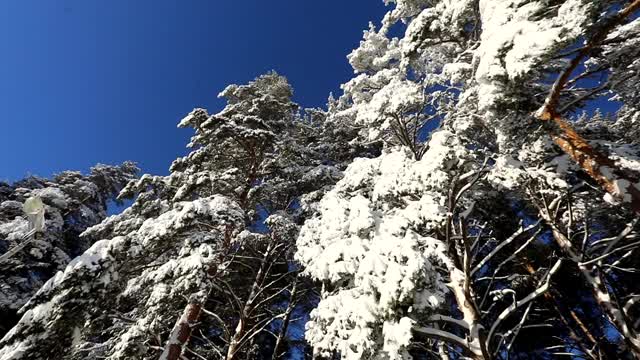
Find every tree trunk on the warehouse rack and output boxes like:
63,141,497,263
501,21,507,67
159,291,208,360
449,268,489,360
535,0,640,214
160,226,232,360
537,113,640,213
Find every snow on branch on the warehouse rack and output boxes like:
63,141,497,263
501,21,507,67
535,0,640,214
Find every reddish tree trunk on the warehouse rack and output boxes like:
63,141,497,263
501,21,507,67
159,292,207,360
535,0,640,214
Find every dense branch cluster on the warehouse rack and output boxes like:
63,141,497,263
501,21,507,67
2,0,640,359
0,162,137,338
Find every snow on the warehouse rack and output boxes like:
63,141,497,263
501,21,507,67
70,327,82,349
489,153,570,192
177,108,208,129
614,179,633,203
400,0,473,54
305,289,378,360
442,62,472,84
3,1,639,357
28,248,43,259
474,0,591,108
346,195,375,235
339,70,423,138
598,142,640,173
382,317,414,359
297,129,471,358
28,238,116,301
0,218,29,241
31,188,68,209
0,341,29,360
0,195,245,360
348,22,400,74
382,0,432,27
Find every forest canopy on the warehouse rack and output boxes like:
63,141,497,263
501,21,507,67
2,0,640,359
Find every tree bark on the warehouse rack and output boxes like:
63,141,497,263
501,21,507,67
536,114,640,213
159,291,207,360
449,268,489,360
159,225,232,360
535,0,640,214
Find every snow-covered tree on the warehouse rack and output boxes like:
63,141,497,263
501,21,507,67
297,0,640,359
3,1,640,358
0,162,138,337
0,72,376,360
164,72,379,360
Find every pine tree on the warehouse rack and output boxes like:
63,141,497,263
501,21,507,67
0,162,138,337
0,72,375,360
297,0,640,359
3,1,640,359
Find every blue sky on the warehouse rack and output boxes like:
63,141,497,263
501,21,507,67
0,0,388,182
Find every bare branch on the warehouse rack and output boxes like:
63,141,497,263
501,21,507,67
472,221,540,276
486,259,562,351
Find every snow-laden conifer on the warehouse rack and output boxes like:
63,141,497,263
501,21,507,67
0,163,137,338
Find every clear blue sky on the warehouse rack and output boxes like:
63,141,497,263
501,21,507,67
0,0,388,182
